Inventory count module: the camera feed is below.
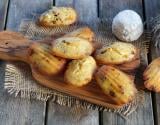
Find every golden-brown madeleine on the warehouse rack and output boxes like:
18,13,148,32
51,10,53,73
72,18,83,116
95,65,137,105
116,58,140,72
143,57,160,92
64,56,97,87
38,7,77,27
117,49,140,72
51,37,94,59
28,43,66,76
95,42,137,65
64,27,94,42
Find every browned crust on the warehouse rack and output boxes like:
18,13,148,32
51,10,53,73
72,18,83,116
143,58,160,77
95,65,137,106
144,82,160,92
95,46,139,65
31,63,64,76
116,58,140,72
143,57,160,92
51,40,95,59
30,55,67,76
31,66,127,109
37,18,77,27
37,7,77,27
28,43,67,76
116,49,140,72
64,27,95,42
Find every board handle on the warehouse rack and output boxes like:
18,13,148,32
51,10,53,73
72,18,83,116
0,31,31,62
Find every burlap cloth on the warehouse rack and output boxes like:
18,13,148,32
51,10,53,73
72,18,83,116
4,19,150,117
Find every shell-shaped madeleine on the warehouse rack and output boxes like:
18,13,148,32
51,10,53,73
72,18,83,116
39,7,77,27
95,65,137,105
116,58,140,72
28,43,66,76
143,57,160,92
64,27,94,42
52,37,94,59
95,42,137,65
65,56,97,87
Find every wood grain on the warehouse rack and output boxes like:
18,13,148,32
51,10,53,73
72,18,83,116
47,103,99,125
0,0,157,125
102,92,153,125
0,0,52,125
144,0,160,124
99,0,154,125
0,31,128,110
99,0,143,19
144,0,160,29
46,1,99,125
32,67,125,108
0,31,31,61
55,0,98,22
6,0,53,31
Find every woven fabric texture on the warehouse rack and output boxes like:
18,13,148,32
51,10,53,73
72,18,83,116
4,19,150,117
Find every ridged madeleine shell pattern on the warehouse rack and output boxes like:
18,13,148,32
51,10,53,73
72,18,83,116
95,65,137,105
29,43,66,76
143,57,160,92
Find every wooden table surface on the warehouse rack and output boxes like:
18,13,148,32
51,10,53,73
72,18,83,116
0,0,159,125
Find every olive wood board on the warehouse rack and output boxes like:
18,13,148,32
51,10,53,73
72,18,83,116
0,31,143,109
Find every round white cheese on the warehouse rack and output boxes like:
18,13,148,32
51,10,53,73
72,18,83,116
112,10,143,42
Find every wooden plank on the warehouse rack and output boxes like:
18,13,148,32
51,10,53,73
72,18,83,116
0,0,9,30
99,0,143,19
102,93,153,125
144,0,160,124
55,0,98,22
144,0,160,29
47,103,99,125
99,0,154,125
6,0,52,31
0,0,52,125
46,1,99,125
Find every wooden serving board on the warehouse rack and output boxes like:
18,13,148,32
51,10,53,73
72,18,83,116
32,67,122,108
0,31,139,109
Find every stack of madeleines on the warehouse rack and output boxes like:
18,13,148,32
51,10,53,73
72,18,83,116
30,6,160,106
26,7,145,106
28,26,139,106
